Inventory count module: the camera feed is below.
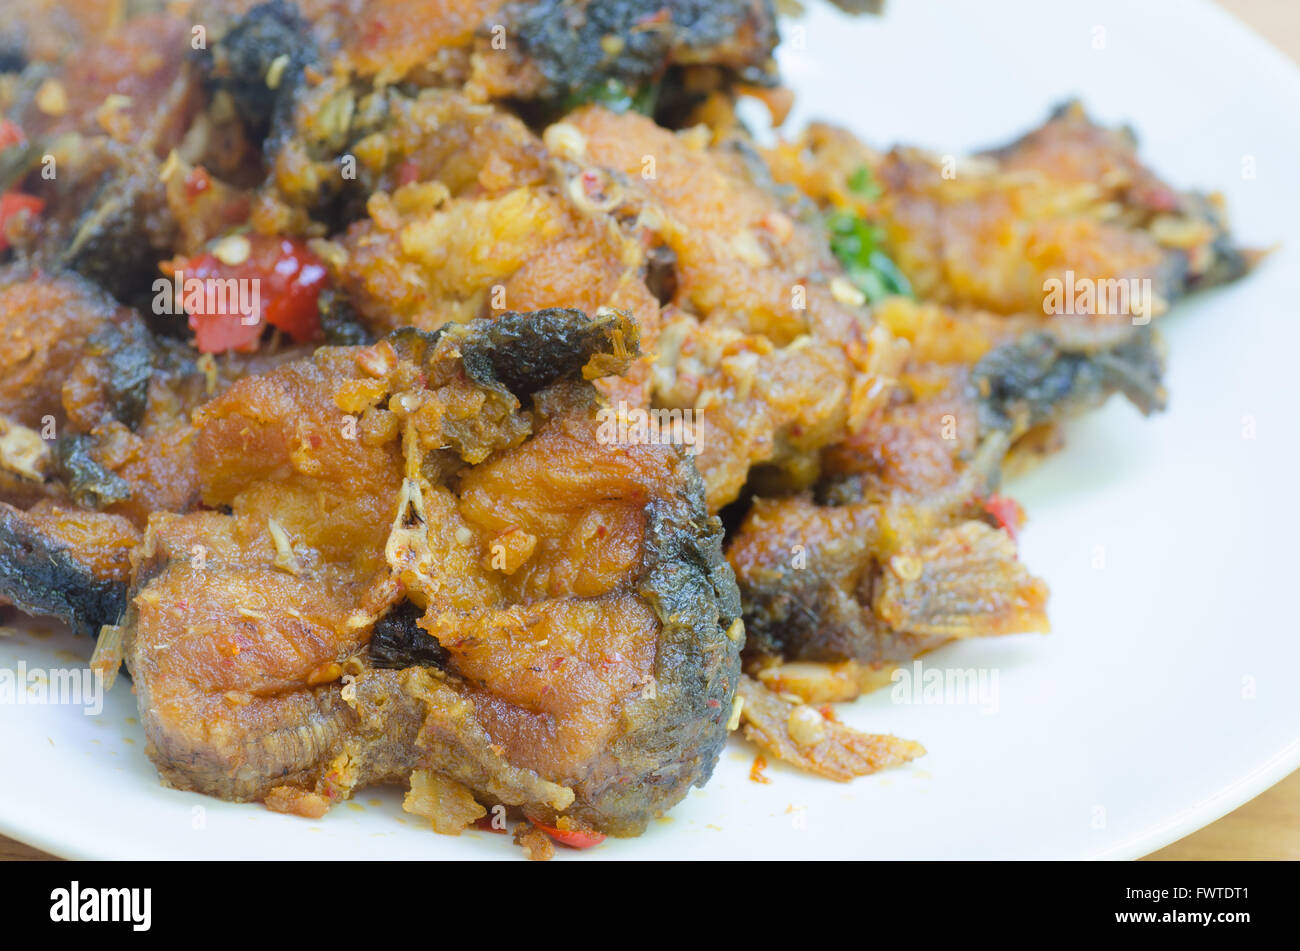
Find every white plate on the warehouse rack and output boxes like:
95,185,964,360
2,0,1298,860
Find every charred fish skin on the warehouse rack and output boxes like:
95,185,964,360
203,0,318,156
455,307,639,400
55,435,132,510
506,0,780,100
0,503,127,636
84,317,155,431
563,469,743,836
971,326,1167,437
727,498,934,666
53,147,180,310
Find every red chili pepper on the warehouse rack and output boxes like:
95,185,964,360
184,165,212,200
982,493,1025,541
165,235,328,354
528,819,606,850
472,815,509,835
0,192,44,253
0,119,26,150
1132,181,1180,214
397,158,422,186
0,121,42,252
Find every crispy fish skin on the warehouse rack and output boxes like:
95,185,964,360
736,674,924,782
123,308,742,835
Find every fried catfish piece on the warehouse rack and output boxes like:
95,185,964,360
199,0,778,95
0,269,318,639
877,101,1251,315
0,274,197,629
729,489,1048,662
2,12,202,303
763,106,1244,465
565,107,888,508
0,268,311,522
0,271,143,433
0,271,148,508
57,339,321,526
0,501,136,635
122,308,741,836
729,331,1049,691
334,92,655,340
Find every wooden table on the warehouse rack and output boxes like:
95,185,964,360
3,0,1297,863
1146,0,1300,859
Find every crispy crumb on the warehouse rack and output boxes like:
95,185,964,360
265,785,331,819
513,821,555,861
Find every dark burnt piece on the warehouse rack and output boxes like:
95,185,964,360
317,288,375,347
369,601,449,670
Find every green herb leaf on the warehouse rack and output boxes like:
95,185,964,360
827,209,913,303
563,78,657,116
847,165,881,201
